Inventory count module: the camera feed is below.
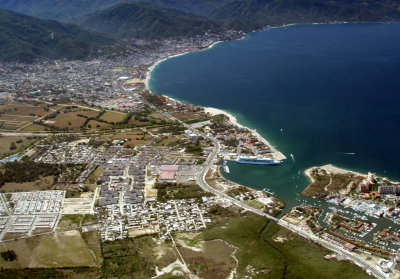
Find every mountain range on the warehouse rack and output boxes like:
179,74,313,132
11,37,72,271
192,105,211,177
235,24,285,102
0,8,111,62
81,2,220,40
1,0,400,62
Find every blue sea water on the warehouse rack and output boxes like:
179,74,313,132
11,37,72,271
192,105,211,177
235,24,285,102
149,23,400,207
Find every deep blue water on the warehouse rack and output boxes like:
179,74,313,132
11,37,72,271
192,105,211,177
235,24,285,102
149,23,400,206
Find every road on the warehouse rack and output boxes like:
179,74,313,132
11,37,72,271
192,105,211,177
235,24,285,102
1,96,389,278
142,100,389,279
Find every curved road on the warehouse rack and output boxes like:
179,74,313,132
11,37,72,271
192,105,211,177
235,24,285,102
7,97,388,279
142,100,388,278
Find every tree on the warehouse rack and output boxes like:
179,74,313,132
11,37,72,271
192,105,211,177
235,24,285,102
9,142,16,150
1,250,17,261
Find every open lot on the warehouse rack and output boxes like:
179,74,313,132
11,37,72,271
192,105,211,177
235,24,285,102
51,112,86,130
87,119,111,129
0,230,98,268
100,111,126,123
103,130,149,147
0,101,60,130
60,107,100,118
62,198,94,215
0,136,37,158
179,239,236,279
0,103,49,117
0,114,37,130
172,111,209,123
21,123,47,131
0,176,55,192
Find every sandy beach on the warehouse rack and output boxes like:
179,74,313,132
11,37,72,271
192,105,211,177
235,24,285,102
204,107,286,160
144,38,286,161
304,164,367,183
145,40,223,90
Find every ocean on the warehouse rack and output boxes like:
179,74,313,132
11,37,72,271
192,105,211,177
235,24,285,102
149,23,400,208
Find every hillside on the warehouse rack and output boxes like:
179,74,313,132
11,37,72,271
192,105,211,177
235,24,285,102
0,0,123,21
134,0,400,25
82,2,220,40
207,0,400,25
0,9,112,63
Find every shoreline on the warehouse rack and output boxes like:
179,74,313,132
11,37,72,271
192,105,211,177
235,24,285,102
144,21,391,173
203,107,286,160
144,33,286,161
145,40,223,91
304,164,399,185
304,164,368,184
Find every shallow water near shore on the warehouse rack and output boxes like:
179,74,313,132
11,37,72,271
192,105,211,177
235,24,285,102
149,23,400,208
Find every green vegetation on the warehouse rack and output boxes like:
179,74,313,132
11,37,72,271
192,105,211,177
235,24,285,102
159,124,186,135
0,0,122,21
0,231,97,269
0,267,99,279
185,143,203,156
302,168,363,198
59,214,98,228
136,0,400,27
82,2,219,40
144,94,164,107
155,182,212,202
0,160,63,187
1,249,17,261
1,0,400,63
246,199,265,209
0,8,112,63
8,0,400,29
101,236,156,278
203,212,370,279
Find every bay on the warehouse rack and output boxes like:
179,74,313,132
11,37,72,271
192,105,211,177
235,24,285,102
149,23,400,207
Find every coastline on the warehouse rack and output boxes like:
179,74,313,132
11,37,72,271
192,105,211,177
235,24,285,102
145,40,223,90
304,164,367,184
144,35,286,161
203,107,286,161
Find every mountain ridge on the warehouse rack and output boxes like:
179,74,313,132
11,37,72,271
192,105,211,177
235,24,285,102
81,2,221,40
0,8,112,62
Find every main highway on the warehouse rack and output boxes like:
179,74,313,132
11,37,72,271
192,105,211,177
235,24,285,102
4,96,389,279
142,100,388,279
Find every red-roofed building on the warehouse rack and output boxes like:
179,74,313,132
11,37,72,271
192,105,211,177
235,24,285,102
344,243,356,251
159,171,176,181
160,165,179,171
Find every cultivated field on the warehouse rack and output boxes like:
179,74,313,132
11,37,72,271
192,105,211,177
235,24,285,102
0,101,58,130
0,114,37,130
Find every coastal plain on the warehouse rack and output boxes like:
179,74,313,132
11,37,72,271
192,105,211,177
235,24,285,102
1,10,400,279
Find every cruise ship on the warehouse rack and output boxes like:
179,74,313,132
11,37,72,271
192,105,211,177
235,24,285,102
236,156,281,165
